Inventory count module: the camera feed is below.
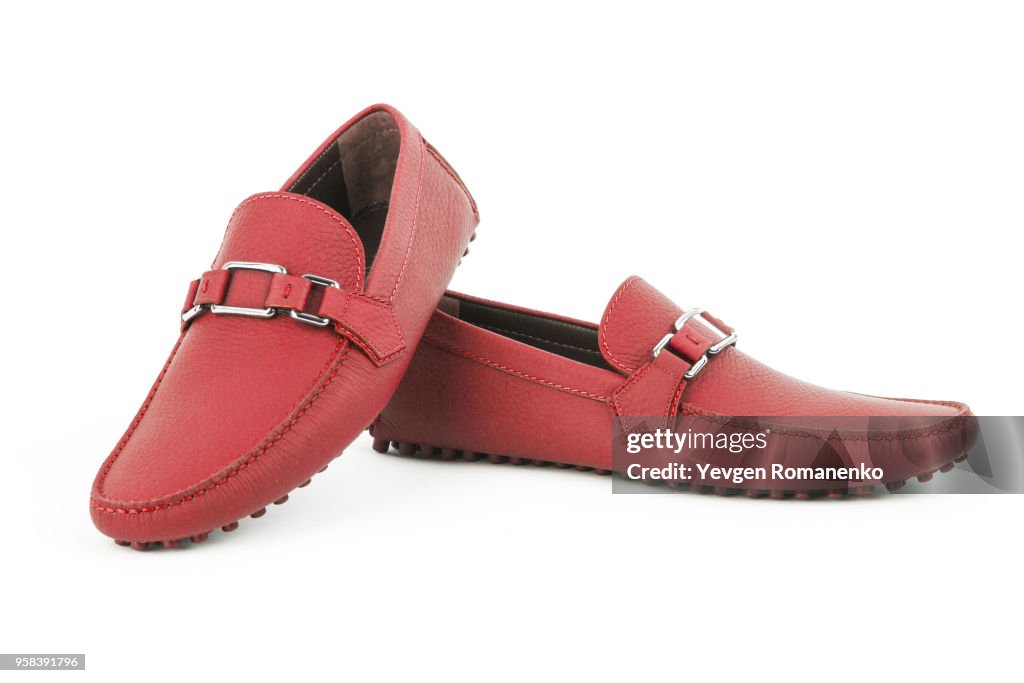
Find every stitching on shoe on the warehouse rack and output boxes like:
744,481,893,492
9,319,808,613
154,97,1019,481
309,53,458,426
388,138,426,303
864,397,970,413
611,361,653,419
335,294,405,360
425,142,479,219
475,323,603,356
304,129,402,195
303,158,343,195
337,127,397,160
423,335,610,401
610,360,683,432
599,275,643,373
289,124,401,191
92,339,351,514
676,404,972,441
653,364,684,417
213,194,366,283
290,140,339,191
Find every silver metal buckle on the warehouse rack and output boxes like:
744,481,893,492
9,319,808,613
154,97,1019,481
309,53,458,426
208,261,286,318
289,274,339,327
650,307,738,379
180,262,341,327
181,304,205,323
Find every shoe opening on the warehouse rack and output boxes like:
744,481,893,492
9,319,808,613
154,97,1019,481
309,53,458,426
288,110,400,274
439,294,612,370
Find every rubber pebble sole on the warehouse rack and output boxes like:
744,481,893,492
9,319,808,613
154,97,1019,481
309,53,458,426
373,436,613,474
112,462,334,551
371,435,970,499
110,231,478,551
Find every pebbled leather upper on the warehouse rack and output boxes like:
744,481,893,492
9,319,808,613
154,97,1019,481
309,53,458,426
596,277,968,418
373,277,976,482
599,276,684,374
92,104,479,542
99,193,362,502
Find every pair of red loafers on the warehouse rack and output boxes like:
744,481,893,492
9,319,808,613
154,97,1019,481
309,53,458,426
91,105,976,549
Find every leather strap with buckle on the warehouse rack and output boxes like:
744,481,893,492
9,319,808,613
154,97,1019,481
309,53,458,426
651,308,737,379
612,308,737,430
179,261,405,366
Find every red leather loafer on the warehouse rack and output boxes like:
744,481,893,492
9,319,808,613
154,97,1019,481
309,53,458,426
92,104,479,547
371,277,977,497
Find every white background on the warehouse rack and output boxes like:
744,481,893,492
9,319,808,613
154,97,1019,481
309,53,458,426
2,2,1021,681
